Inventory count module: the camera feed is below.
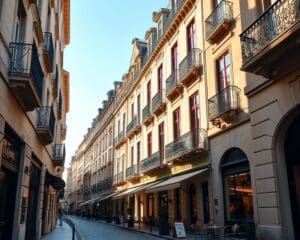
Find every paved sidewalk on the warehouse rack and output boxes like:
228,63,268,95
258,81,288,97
43,221,76,240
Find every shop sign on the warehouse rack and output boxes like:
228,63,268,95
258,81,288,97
174,222,186,238
2,137,20,172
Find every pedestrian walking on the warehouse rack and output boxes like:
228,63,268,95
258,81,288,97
58,207,64,226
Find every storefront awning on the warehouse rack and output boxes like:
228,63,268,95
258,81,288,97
98,190,124,202
146,168,208,193
112,180,163,200
78,192,109,208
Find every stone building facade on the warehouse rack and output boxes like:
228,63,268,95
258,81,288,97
0,0,70,239
67,0,300,239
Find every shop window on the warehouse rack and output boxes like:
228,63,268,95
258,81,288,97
222,148,254,223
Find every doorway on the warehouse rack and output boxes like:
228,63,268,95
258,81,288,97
284,114,300,239
25,162,41,240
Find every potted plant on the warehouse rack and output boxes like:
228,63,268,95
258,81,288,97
127,207,134,228
158,206,169,235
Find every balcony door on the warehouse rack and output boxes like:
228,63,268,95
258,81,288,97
159,122,164,163
189,92,200,147
147,81,151,110
158,64,163,95
216,51,231,113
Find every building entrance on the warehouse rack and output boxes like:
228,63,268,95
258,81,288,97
284,114,300,239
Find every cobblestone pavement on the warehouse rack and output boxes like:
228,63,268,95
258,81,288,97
69,217,164,240
43,222,76,240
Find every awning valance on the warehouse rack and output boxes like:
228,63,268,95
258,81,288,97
146,168,208,193
78,192,109,208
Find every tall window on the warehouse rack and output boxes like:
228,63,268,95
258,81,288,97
131,146,134,166
15,1,26,42
186,19,196,52
137,94,141,121
189,92,200,145
122,113,126,131
147,81,151,107
137,141,141,163
159,122,165,162
216,51,231,91
212,0,222,8
131,102,134,120
173,108,180,139
171,42,178,72
117,119,120,134
147,132,152,157
157,64,163,93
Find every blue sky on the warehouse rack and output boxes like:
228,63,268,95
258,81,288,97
64,0,168,167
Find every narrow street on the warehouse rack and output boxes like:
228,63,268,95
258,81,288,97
68,217,164,240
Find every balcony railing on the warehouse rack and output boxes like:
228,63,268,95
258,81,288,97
208,85,240,121
9,43,43,111
114,130,126,148
179,48,202,86
240,0,299,63
113,172,125,185
166,69,183,101
152,90,166,116
142,104,154,126
126,164,139,178
165,128,207,161
43,32,54,72
37,106,55,145
140,151,161,173
205,0,233,42
126,115,141,137
52,144,65,166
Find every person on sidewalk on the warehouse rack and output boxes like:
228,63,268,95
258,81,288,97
58,207,64,226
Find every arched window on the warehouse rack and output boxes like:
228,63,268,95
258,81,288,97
222,148,253,223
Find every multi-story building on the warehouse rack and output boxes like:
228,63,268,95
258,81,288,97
67,0,300,239
0,0,70,239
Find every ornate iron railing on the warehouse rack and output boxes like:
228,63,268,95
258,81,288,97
126,115,139,134
142,104,152,121
52,144,65,162
240,0,299,62
140,151,160,173
166,69,180,94
165,128,207,161
44,32,54,67
37,106,55,136
152,90,166,111
126,164,139,178
9,43,44,100
205,0,233,39
208,85,240,120
179,48,202,79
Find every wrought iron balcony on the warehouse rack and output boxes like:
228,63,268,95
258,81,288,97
152,90,166,117
126,115,141,138
126,164,140,180
36,106,55,145
208,85,240,125
240,0,300,78
179,48,202,86
8,43,43,111
43,32,54,72
166,70,183,102
140,151,161,173
205,0,233,43
165,128,207,162
91,184,97,193
52,144,65,166
142,105,154,126
57,92,62,120
114,130,126,149
113,171,125,186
